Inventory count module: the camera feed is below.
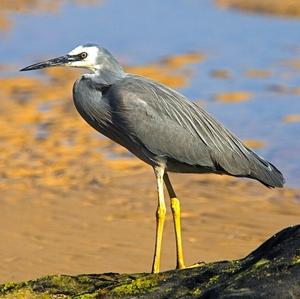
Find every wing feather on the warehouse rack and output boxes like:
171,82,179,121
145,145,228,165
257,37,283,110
107,75,284,187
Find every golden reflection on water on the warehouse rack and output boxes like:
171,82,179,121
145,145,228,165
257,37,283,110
283,114,300,123
243,139,266,149
214,91,252,103
244,69,271,79
0,0,102,32
216,0,300,18
126,53,204,88
282,59,300,70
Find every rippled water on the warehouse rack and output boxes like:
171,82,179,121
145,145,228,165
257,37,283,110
1,0,299,187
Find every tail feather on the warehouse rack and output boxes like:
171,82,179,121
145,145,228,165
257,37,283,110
247,150,285,188
210,145,285,188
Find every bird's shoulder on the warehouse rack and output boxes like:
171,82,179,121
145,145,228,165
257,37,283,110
74,75,111,95
104,74,193,121
108,74,185,103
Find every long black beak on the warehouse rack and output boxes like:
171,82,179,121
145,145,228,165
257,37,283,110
20,55,76,72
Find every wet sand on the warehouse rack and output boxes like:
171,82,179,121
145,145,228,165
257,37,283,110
0,61,299,283
0,163,299,283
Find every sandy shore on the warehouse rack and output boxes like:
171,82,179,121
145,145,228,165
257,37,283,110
0,161,299,283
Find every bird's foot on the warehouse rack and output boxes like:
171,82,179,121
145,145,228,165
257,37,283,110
186,261,207,269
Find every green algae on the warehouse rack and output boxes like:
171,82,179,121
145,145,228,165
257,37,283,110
111,275,158,296
50,275,87,293
1,288,53,299
0,274,160,298
291,256,300,265
253,258,269,269
191,288,202,296
205,274,220,288
0,275,108,299
223,260,241,273
0,282,34,299
74,293,98,299
0,282,20,294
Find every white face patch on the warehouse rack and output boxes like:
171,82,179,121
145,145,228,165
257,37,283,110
67,45,100,70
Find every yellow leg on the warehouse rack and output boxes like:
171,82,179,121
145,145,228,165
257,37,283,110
170,197,185,269
164,174,186,270
151,167,166,274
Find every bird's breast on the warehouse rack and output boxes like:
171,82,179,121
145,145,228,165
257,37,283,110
73,78,111,132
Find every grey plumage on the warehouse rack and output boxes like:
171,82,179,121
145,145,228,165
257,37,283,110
20,43,284,273
73,70,284,188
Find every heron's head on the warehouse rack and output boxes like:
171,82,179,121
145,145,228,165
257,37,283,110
20,44,123,75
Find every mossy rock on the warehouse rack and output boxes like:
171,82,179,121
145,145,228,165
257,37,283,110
1,225,300,298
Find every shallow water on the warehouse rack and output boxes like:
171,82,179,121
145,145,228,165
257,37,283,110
1,0,299,187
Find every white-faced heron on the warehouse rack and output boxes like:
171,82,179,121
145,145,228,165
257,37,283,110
20,44,284,273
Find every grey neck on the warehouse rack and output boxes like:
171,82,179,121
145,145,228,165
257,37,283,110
86,53,125,85
92,68,125,85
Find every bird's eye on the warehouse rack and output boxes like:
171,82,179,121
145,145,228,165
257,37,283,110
80,52,88,59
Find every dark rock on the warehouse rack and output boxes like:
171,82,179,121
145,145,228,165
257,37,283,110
1,225,299,298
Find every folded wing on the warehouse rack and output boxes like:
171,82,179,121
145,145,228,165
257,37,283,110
108,75,284,188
